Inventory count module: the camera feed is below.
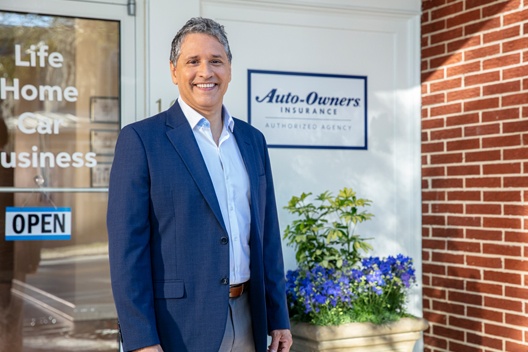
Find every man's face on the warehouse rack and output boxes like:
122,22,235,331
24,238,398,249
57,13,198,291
170,33,231,118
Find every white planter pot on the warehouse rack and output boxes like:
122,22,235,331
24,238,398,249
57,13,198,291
291,317,429,352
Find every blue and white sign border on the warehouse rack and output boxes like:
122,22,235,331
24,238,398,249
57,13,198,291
248,69,368,150
5,206,72,241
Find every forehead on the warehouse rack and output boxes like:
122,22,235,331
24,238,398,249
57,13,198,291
179,33,227,56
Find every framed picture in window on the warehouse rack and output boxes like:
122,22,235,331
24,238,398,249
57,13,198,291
90,129,118,155
90,96,119,123
91,162,112,188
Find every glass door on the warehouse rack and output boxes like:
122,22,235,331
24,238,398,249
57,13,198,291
0,1,137,351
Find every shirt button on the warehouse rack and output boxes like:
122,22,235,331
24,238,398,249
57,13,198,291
221,277,229,285
220,237,228,245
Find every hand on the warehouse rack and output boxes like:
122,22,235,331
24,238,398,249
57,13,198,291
267,329,292,352
133,345,163,352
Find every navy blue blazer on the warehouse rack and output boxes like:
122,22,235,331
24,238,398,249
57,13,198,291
107,102,290,352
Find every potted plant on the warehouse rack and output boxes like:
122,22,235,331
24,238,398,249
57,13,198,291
283,187,428,352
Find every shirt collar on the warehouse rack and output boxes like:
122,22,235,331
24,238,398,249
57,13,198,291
178,97,234,132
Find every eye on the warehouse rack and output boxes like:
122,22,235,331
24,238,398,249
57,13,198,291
187,59,199,65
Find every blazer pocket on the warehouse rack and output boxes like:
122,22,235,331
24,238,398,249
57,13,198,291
153,280,185,299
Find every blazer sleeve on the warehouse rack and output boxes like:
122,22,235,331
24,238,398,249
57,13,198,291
107,125,160,351
260,135,291,332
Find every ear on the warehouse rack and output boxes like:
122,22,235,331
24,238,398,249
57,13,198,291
169,61,178,85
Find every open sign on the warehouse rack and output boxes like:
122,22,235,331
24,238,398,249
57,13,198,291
5,207,72,241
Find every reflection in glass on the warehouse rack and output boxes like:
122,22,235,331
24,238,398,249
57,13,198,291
0,11,120,352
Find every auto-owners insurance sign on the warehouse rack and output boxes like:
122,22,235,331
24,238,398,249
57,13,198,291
248,69,367,150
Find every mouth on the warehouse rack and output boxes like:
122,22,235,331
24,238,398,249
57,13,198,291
195,83,216,89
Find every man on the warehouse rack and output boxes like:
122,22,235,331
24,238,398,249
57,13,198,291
107,17,292,352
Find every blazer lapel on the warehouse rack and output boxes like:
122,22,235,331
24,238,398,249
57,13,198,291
164,103,227,235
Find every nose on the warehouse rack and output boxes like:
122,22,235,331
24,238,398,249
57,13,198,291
197,62,213,78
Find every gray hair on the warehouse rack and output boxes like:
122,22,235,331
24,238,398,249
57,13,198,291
170,17,232,64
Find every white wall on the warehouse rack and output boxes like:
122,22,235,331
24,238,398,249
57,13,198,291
145,0,422,347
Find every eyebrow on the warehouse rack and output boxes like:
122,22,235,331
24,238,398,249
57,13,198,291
184,54,225,60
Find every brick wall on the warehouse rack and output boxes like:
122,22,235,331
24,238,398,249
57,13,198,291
421,0,528,351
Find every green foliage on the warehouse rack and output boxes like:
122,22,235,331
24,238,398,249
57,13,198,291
283,187,374,270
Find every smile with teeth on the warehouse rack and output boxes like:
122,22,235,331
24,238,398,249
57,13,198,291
195,83,216,88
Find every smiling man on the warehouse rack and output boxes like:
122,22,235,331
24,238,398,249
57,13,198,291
107,17,292,352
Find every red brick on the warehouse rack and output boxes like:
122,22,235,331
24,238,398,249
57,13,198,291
423,43,447,59
422,311,447,325
483,162,521,175
505,286,528,300
482,107,520,122
431,154,463,165
505,230,528,243
504,176,528,187
447,239,480,252
431,276,464,290
448,191,481,201
446,9,481,28
448,265,482,279
482,0,521,18
422,117,445,129
423,239,447,250
505,258,528,271
433,324,465,341
463,97,499,111
464,124,501,138
483,25,521,44
483,243,522,256
447,165,480,177
482,135,521,148
466,332,504,350
504,204,528,216
466,229,502,241
465,71,501,86
448,215,481,227
430,53,463,70
483,217,522,229
504,119,528,133
466,281,502,295
483,81,521,96
506,341,528,352
464,44,501,61
422,19,447,35
430,102,462,116
446,38,482,57
431,27,464,45
423,190,447,201
484,191,522,202
447,60,482,77
505,64,528,80
465,0,504,9
431,2,464,21
484,322,523,340
484,270,521,285
447,87,481,102
503,93,528,107
465,150,501,163
423,263,447,275
466,203,501,215
465,177,501,188
504,148,528,160
432,203,463,213
423,215,446,226
465,18,501,36
432,227,464,238
446,112,479,126
430,78,463,93
502,37,528,53
449,325,482,343
423,334,448,349
422,142,444,154
446,139,480,152
467,255,503,268
432,251,465,264
503,8,528,26
483,53,521,70
423,92,445,105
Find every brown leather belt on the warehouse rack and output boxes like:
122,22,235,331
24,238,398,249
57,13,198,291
229,281,249,298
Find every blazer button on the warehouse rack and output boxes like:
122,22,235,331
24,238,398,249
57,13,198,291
221,277,229,285
220,236,228,245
